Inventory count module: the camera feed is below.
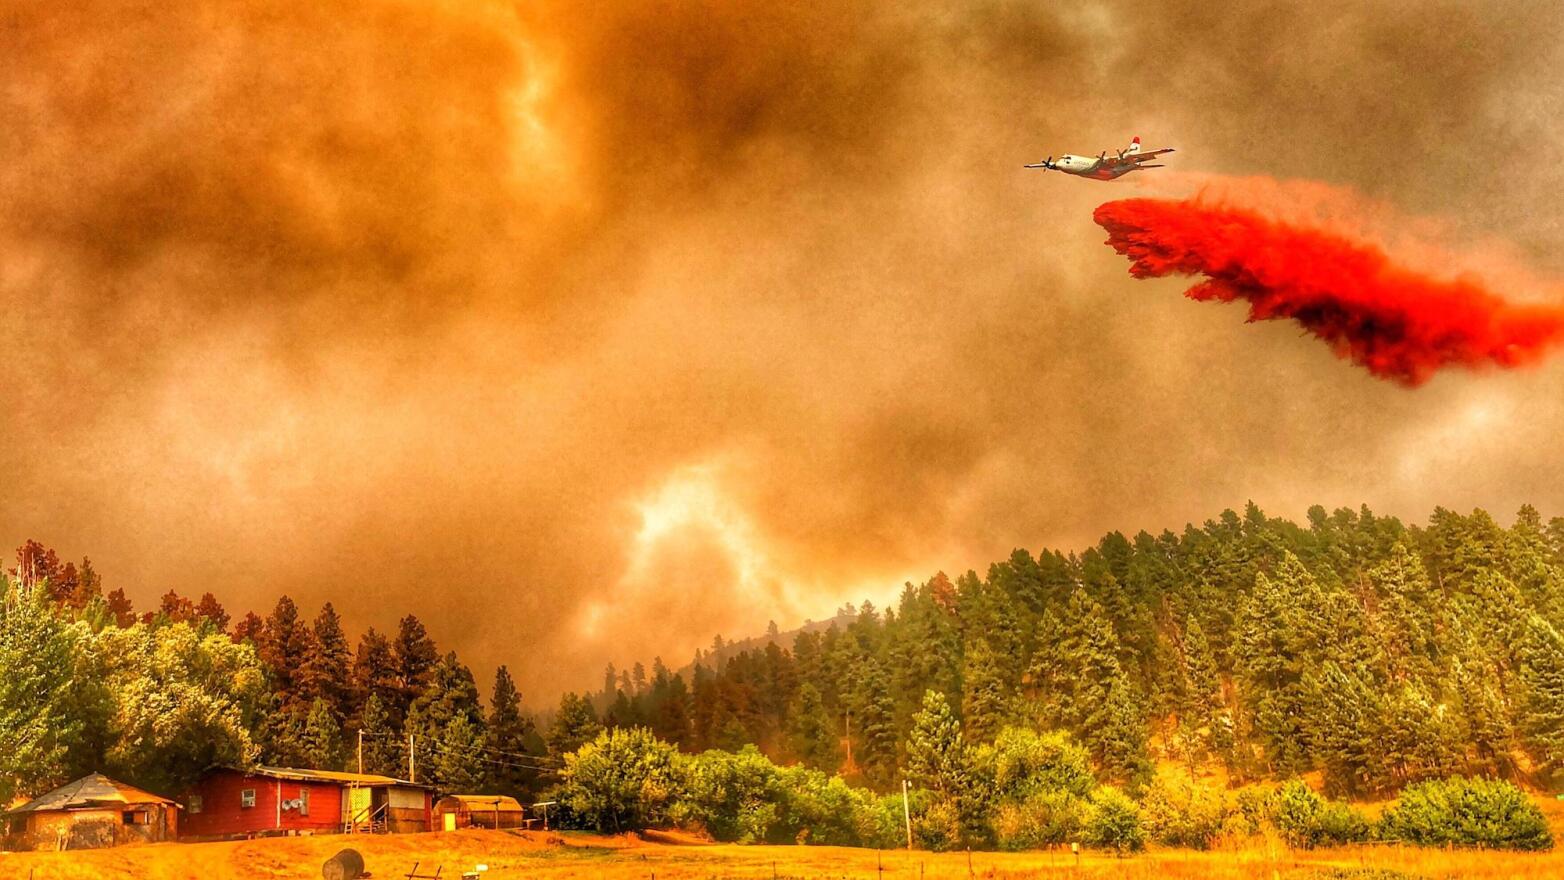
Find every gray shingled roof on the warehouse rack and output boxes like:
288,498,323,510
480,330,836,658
4,773,175,815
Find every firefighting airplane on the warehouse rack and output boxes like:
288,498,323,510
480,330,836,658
1026,136,1175,180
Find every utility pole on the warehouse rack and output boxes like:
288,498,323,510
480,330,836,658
844,709,854,773
357,728,364,775
901,780,913,850
408,733,415,783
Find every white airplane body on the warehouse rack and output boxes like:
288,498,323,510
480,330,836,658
1027,136,1175,180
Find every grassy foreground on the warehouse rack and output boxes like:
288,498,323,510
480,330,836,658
3,803,1562,880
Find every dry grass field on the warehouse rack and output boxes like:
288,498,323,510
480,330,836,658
3,800,1561,880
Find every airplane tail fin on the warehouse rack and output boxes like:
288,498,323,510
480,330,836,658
1126,136,1141,155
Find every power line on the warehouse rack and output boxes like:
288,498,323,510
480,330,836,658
414,736,562,775
358,730,563,767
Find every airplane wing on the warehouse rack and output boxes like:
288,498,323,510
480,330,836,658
1124,148,1175,163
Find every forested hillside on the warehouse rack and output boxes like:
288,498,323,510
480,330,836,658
3,502,1562,819
564,503,1564,798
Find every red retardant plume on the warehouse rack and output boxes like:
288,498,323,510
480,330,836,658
1093,197,1564,385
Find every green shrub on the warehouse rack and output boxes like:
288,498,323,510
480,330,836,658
1270,779,1371,849
674,746,781,842
1139,776,1231,849
992,789,1087,851
1379,776,1552,851
976,728,1096,801
912,797,964,851
556,726,684,833
1314,800,1372,846
775,766,885,846
1225,783,1274,839
1082,786,1145,855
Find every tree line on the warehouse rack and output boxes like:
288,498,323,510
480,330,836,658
0,540,550,803
559,503,1564,799
3,501,1562,839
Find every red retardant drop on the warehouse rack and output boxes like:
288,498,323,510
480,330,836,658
1093,197,1564,385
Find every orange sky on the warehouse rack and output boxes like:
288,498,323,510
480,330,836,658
4,0,1564,701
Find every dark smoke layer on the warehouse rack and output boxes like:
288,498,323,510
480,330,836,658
6,0,1564,699
1094,197,1564,385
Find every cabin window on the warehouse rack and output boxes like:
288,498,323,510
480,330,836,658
189,795,203,814
123,809,150,825
241,788,256,808
299,788,310,817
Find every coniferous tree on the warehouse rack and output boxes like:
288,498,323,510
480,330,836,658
157,590,196,623
1176,615,1225,764
788,682,839,772
485,665,542,796
392,614,438,720
1370,543,1438,682
307,603,354,719
406,651,484,774
650,671,693,747
1234,563,1312,774
259,596,316,709
353,628,401,724
194,592,230,633
1516,614,1564,783
1306,661,1385,796
1022,608,1069,728
690,664,718,751
1448,643,1516,779
432,714,486,793
549,692,603,758
230,611,262,644
69,558,103,610
354,693,403,776
258,700,311,768
849,658,900,788
906,689,968,797
301,696,345,771
1086,671,1151,789
105,587,136,631
1380,680,1463,788
961,638,1010,744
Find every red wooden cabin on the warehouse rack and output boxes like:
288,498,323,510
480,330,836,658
181,767,431,840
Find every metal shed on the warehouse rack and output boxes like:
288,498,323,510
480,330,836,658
432,795,528,831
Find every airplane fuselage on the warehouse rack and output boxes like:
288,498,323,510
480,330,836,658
1052,154,1140,179
1027,138,1174,180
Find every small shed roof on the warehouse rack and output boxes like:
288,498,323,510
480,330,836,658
225,766,429,788
5,774,176,815
436,795,524,813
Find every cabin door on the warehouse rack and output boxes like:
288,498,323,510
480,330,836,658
346,786,372,829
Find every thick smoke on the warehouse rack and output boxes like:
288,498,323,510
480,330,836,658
5,1,1564,699
1094,195,1564,385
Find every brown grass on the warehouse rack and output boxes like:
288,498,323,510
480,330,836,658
2,800,1560,880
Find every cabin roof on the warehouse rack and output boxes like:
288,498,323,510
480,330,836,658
436,794,524,812
222,765,430,788
4,773,177,815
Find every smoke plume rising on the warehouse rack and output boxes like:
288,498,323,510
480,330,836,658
5,0,1564,700
1094,194,1564,384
